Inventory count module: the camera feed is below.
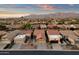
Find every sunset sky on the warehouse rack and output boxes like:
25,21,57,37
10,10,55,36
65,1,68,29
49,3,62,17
0,4,79,17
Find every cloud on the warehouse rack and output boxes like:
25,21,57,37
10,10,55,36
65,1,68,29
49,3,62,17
12,6,32,10
0,4,32,10
0,4,33,14
37,4,61,11
69,4,74,6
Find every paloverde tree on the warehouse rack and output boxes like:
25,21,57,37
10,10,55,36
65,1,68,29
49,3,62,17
22,23,32,29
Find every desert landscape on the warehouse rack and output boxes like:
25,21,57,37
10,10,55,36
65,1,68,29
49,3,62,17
0,4,79,51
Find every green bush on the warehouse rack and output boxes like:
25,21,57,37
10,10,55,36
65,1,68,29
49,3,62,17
0,24,7,30
22,23,32,29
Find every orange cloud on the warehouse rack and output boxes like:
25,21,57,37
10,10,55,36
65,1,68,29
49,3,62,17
38,4,60,11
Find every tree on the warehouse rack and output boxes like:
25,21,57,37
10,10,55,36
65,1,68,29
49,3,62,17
0,24,7,30
58,21,64,24
22,23,32,29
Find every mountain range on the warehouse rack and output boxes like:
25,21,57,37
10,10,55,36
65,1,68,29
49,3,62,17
23,13,79,19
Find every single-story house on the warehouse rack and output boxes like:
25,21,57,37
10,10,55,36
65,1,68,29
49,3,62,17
2,30,22,44
47,30,61,44
40,24,47,29
14,34,26,44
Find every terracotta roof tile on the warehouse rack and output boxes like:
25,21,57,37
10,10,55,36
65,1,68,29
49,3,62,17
34,30,45,39
47,30,60,35
23,30,32,34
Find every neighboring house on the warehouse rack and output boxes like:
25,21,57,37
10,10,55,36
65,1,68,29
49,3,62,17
6,24,22,30
63,25,70,30
0,31,7,36
47,30,61,44
14,34,26,44
0,31,7,40
74,24,79,29
2,30,22,44
57,25,65,29
47,24,58,29
60,30,77,45
64,25,76,30
40,24,47,29
33,29,46,41
23,30,32,36
32,24,40,29
22,30,33,42
33,29,48,49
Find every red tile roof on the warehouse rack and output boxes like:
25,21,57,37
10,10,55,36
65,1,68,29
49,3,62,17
34,29,45,39
57,25,64,28
47,30,60,35
23,30,32,35
47,24,57,28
